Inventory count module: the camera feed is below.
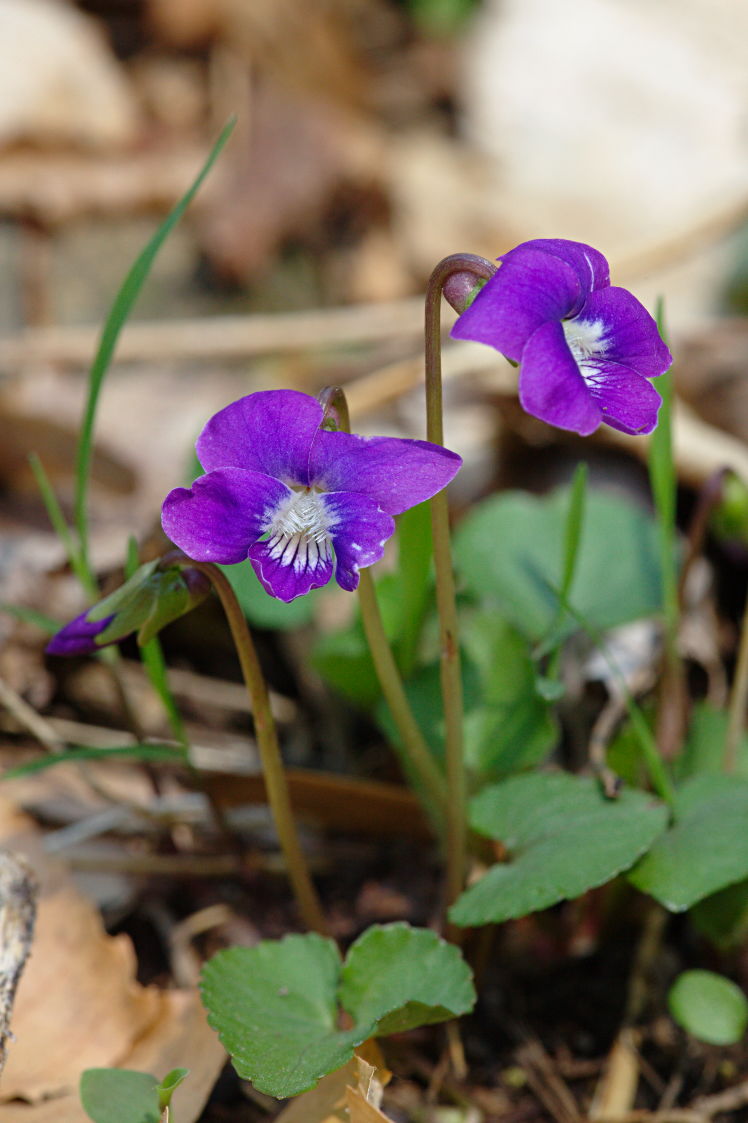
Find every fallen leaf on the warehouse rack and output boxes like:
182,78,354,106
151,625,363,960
0,797,225,1122
275,1044,390,1123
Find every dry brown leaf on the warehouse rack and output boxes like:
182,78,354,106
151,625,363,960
0,797,225,1121
346,1066,395,1123
345,1088,393,1123
275,1044,390,1123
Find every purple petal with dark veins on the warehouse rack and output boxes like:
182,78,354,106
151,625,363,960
196,390,323,485
323,491,396,591
518,320,601,436
503,239,610,297
308,432,462,515
248,538,334,602
578,287,672,379
578,360,662,435
46,611,115,656
451,248,583,362
162,468,289,563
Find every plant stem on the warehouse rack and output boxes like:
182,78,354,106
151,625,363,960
188,560,328,935
725,588,748,773
357,569,447,825
424,253,496,906
319,384,449,827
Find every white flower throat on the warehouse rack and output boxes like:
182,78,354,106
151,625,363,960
265,488,333,572
562,317,608,387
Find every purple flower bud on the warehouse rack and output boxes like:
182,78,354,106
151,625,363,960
46,611,115,656
442,271,488,315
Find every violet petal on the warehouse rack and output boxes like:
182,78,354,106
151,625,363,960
324,491,396,592
579,287,672,379
309,431,462,516
451,248,583,362
518,320,602,436
579,359,663,435
162,468,290,563
196,390,323,484
248,538,334,602
503,239,610,296
46,611,115,656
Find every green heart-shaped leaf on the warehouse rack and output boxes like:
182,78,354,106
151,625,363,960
450,772,667,927
453,488,662,641
628,774,748,910
200,923,475,1099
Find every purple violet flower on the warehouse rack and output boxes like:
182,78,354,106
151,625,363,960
161,389,462,602
46,611,115,656
451,238,672,436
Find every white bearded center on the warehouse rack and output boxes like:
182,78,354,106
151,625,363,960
265,488,333,573
562,317,607,383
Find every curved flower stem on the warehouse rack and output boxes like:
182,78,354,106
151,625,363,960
186,560,328,935
319,385,448,827
424,253,496,906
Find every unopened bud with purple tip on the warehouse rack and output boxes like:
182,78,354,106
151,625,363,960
46,560,211,657
46,611,116,656
442,270,489,316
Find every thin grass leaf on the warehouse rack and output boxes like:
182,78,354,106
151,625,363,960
74,118,236,574
125,534,140,579
125,536,189,749
395,500,432,675
28,453,96,598
0,602,60,634
647,299,678,635
538,464,587,688
560,463,588,602
3,743,184,779
140,639,189,750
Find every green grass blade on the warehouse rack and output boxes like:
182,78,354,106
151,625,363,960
560,462,587,603
29,452,97,598
539,464,588,687
74,118,236,573
647,298,677,635
124,535,189,750
140,638,189,751
3,743,185,779
395,500,433,675
0,602,60,634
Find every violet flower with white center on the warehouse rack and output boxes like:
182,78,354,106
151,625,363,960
450,238,672,436
161,390,462,603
